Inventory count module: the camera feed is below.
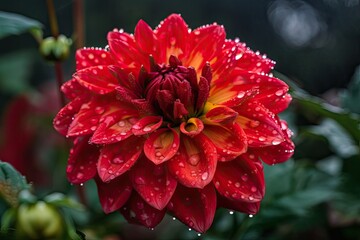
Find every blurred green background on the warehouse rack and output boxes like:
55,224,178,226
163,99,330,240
0,1,359,239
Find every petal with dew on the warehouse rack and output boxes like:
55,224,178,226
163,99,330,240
144,128,180,165
66,136,98,184
132,116,163,136
75,48,115,71
95,174,132,214
167,184,216,233
130,157,177,210
97,136,145,182
167,134,217,188
120,192,166,228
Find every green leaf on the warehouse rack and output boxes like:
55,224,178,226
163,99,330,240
0,161,30,207
0,50,35,94
1,208,16,231
44,193,84,211
0,11,43,39
341,66,360,114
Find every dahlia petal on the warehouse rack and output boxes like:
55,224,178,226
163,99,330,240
66,136,98,184
185,24,226,71
120,192,166,228
97,136,144,182
53,97,86,136
129,157,177,210
173,100,189,119
167,184,217,233
235,101,285,147
67,99,103,137
108,31,147,71
91,108,138,144
264,93,292,114
74,65,118,94
204,105,238,125
75,48,115,70
217,194,260,215
213,156,265,202
167,134,217,188
144,128,180,165
211,41,237,85
95,174,132,214
202,123,247,161
180,118,204,137
61,78,88,100
156,14,189,62
236,48,275,74
135,20,158,57
132,116,163,136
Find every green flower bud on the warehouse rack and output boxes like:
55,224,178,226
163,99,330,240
39,35,72,61
17,201,63,239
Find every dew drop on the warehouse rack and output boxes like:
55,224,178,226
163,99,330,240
135,177,145,185
258,136,266,142
235,182,241,188
237,91,245,98
188,228,192,231
249,214,254,218
95,107,105,114
77,173,84,179
271,139,282,145
143,126,152,132
275,90,284,96
201,172,209,181
197,233,202,237
112,157,123,164
249,120,260,128
188,154,200,166
241,174,248,182
251,186,257,192
172,217,176,221
118,121,125,127
229,211,234,215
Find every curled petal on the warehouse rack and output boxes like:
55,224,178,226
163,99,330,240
180,118,204,137
204,104,238,125
53,97,85,136
144,128,180,165
235,101,285,147
95,174,132,214
97,136,144,182
129,157,177,210
167,134,217,188
217,194,260,215
156,13,189,62
202,123,247,161
196,76,210,111
91,107,139,144
74,65,120,94
75,48,115,70
120,192,166,228
167,184,217,233
66,136,98,184
132,116,163,136
213,156,265,203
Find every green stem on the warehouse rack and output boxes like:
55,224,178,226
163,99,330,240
73,0,85,49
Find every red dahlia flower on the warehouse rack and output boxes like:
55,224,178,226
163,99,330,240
54,14,294,233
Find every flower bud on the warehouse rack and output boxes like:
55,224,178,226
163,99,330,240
39,35,72,61
17,201,63,239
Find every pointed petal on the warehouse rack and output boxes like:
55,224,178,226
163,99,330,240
236,48,275,74
217,194,260,215
75,48,115,70
135,20,158,57
196,76,210,111
61,78,88,100
132,116,163,136
235,101,285,147
202,123,247,161
155,14,189,62
97,136,144,182
167,134,217,188
143,128,180,165
120,192,166,228
185,24,226,71
213,156,265,203
66,136,99,184
67,99,102,137
167,184,217,233
91,107,139,144
130,157,177,210
95,174,132,213
107,31,147,72
74,65,119,94
180,118,204,137
53,97,87,136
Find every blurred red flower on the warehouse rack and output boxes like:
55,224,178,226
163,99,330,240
54,14,294,233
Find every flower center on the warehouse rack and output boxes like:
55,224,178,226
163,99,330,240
144,56,211,125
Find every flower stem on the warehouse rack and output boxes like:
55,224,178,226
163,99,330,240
73,0,85,49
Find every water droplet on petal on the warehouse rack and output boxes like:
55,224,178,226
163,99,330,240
112,157,123,164
188,154,200,166
229,211,234,215
237,91,245,98
197,233,202,237
249,214,254,218
135,177,145,185
251,186,257,192
275,90,284,96
201,172,209,181
272,139,282,145
258,136,266,142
